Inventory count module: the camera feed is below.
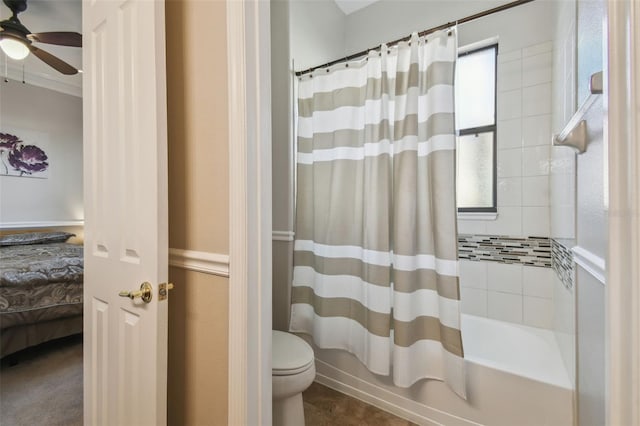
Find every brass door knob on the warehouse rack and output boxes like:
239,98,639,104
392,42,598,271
119,282,153,303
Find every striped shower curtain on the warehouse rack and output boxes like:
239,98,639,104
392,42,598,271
289,30,465,397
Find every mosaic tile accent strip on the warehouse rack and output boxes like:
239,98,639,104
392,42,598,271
551,239,575,290
458,235,551,267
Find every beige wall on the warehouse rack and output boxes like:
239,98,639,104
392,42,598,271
167,269,228,425
166,0,229,424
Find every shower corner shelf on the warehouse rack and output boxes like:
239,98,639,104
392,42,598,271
552,71,603,154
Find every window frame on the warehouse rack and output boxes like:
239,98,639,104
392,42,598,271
456,43,498,214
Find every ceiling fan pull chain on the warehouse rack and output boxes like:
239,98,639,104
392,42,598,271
3,53,7,83
21,60,24,83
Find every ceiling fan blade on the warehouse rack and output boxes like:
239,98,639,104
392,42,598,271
28,32,82,47
29,45,78,75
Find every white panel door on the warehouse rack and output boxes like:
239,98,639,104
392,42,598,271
82,0,168,425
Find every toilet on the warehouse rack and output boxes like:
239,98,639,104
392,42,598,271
272,330,316,426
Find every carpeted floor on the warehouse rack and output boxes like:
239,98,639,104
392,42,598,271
0,335,83,426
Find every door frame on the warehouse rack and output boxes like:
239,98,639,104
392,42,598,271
606,0,640,424
226,1,273,425
225,0,640,424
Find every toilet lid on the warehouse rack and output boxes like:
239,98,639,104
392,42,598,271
272,330,314,376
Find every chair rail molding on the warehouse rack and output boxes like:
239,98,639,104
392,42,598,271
168,248,229,277
571,246,605,285
0,220,84,229
272,230,294,241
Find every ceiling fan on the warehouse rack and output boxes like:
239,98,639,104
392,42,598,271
0,0,81,75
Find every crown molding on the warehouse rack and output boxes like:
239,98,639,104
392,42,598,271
3,65,82,98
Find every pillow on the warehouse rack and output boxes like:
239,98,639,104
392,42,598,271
0,231,76,246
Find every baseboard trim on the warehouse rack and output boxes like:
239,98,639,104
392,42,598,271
168,248,230,277
313,359,478,426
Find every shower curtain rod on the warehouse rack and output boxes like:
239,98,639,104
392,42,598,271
295,0,536,77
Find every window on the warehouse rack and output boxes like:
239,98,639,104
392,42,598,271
455,44,497,213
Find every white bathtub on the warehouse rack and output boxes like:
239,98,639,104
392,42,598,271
312,314,575,426
461,314,572,389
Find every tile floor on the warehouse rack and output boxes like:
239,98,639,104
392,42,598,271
303,382,417,426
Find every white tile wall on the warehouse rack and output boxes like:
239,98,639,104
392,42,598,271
498,118,522,149
458,40,557,331
488,291,523,323
523,52,553,87
461,287,488,317
498,59,522,91
551,202,575,239
497,177,522,206
498,48,522,64
498,89,522,120
522,145,551,176
522,41,553,58
523,266,554,298
488,262,523,294
458,261,555,330
550,3,576,388
524,296,554,328
459,260,488,289
522,206,550,236
550,146,576,174
497,148,523,178
460,41,554,241
486,206,522,236
522,176,550,206
553,271,576,385
550,171,575,200
457,219,487,235
523,114,552,147
550,148,576,240
523,83,552,116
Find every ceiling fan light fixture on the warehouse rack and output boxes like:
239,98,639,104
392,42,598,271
0,37,29,60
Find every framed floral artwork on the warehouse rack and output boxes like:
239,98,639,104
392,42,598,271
0,132,49,178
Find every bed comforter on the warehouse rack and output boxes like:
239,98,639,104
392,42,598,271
0,243,83,330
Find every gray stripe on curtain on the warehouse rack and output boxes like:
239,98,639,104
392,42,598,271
294,251,391,286
294,252,460,299
295,159,392,250
292,286,391,337
298,62,455,117
297,113,455,152
295,150,458,257
393,317,464,355
291,286,463,356
290,30,465,398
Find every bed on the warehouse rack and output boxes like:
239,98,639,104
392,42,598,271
0,231,83,357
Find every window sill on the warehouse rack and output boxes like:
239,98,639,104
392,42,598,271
457,212,498,221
